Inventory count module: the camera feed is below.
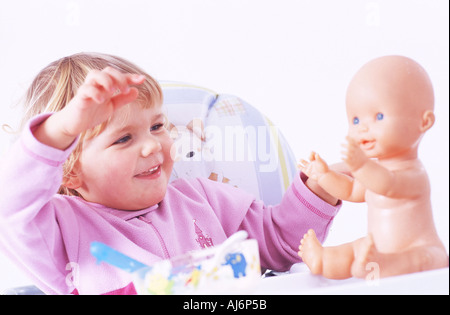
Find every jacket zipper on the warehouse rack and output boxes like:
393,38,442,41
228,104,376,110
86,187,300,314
138,216,170,259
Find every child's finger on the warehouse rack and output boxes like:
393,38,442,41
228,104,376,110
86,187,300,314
100,67,130,94
130,74,146,85
102,67,145,94
78,83,107,104
85,69,116,94
110,87,139,110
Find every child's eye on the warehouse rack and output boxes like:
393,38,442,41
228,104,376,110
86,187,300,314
352,117,360,125
113,135,131,145
150,123,164,132
376,113,384,121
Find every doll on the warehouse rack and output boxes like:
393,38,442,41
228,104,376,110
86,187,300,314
298,55,448,279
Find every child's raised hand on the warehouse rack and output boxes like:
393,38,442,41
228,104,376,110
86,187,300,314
298,151,330,181
341,136,368,172
32,67,146,150
62,67,146,137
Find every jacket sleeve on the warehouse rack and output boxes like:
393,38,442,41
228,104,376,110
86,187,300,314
195,174,341,272
0,113,79,294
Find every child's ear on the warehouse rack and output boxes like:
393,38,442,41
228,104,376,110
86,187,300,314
420,110,435,132
62,169,82,190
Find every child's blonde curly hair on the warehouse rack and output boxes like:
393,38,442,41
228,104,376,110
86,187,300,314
20,52,163,196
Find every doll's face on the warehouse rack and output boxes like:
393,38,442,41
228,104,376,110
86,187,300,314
346,88,422,160
345,56,434,161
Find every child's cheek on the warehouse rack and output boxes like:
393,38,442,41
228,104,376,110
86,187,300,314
103,156,134,182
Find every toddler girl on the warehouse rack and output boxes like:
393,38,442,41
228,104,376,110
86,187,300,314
0,52,340,294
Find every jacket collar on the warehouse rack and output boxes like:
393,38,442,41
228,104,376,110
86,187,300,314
72,196,160,220
105,204,159,220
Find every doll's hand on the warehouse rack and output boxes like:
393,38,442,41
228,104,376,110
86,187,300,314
298,151,330,181
61,67,146,137
341,136,369,172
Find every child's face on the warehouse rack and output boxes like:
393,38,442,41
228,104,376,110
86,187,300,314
76,104,174,210
346,82,423,161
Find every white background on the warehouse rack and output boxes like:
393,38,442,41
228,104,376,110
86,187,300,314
0,0,448,291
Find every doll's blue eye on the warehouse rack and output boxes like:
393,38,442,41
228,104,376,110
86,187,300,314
376,113,384,121
353,117,360,125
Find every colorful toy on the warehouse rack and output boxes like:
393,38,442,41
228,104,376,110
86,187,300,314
91,231,261,295
298,56,448,279
223,253,247,278
133,231,261,295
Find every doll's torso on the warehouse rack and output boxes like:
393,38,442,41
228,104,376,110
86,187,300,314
366,159,443,253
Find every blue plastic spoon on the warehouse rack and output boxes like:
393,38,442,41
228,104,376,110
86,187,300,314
90,241,149,273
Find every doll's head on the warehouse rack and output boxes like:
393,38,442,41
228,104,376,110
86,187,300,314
345,55,435,161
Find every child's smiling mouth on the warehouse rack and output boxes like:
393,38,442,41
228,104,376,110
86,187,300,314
135,165,162,179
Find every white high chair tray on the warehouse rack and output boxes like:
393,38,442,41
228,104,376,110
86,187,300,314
254,264,449,295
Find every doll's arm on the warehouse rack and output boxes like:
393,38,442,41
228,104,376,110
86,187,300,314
343,138,426,198
299,152,365,202
330,161,353,177
342,137,392,195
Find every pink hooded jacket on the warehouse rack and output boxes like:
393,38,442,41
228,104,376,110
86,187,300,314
0,114,340,294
